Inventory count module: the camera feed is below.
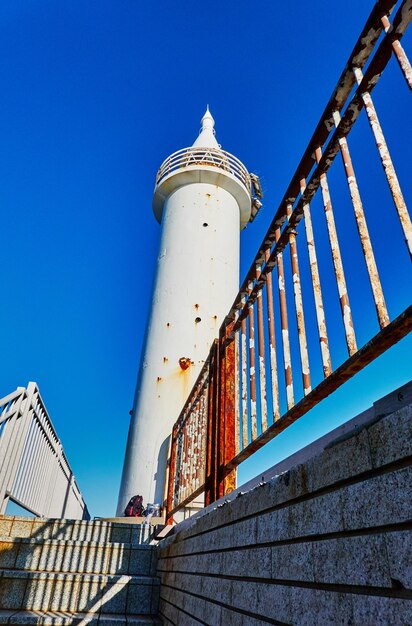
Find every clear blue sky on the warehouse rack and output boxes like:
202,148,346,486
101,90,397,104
0,1,410,517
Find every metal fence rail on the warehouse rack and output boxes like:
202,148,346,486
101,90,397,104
166,0,412,520
0,382,89,519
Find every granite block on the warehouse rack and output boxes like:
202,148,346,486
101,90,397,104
256,582,291,623
272,541,314,582
100,582,128,614
151,582,160,613
31,521,54,540
39,541,66,572
200,575,231,605
352,594,412,625
126,581,152,614
91,523,110,543
368,405,412,469
110,525,131,544
0,539,18,568
49,576,80,612
0,574,27,609
62,542,87,573
10,519,33,538
342,467,412,530
385,530,412,589
182,592,206,619
0,518,13,536
149,549,157,577
218,607,245,626
290,489,345,538
128,548,150,576
256,507,289,544
70,522,87,542
226,517,257,549
76,580,105,612
52,521,74,541
22,575,55,610
15,540,43,570
201,600,221,626
307,427,372,493
313,534,391,587
130,525,151,546
158,598,178,624
107,546,130,575
230,580,259,613
290,587,354,625
222,546,270,578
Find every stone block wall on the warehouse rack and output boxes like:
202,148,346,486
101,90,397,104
156,385,412,625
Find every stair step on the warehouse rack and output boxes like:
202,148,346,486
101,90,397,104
0,537,157,576
0,517,157,545
0,609,162,625
0,570,160,614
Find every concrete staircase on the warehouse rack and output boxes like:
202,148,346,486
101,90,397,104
0,515,161,625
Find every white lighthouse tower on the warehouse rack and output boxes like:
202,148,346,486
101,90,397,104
117,107,253,515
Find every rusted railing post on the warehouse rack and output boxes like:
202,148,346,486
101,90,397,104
265,248,280,421
300,178,332,378
353,66,412,258
205,341,219,506
165,425,178,522
255,264,269,430
275,226,294,409
286,202,311,395
216,323,237,499
381,13,412,90
314,146,357,357
333,109,390,330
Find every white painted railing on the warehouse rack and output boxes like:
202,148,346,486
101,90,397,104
0,382,89,519
156,146,251,191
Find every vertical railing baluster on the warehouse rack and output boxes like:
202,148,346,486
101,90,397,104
333,110,390,329
353,67,412,258
255,264,268,431
275,226,294,409
241,313,248,448
315,146,357,356
300,179,332,378
265,249,280,421
174,430,182,508
381,14,412,90
286,203,311,395
195,394,201,489
247,281,258,440
234,322,241,454
182,424,188,502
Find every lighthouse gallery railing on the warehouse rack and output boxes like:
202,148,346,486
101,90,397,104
156,146,251,190
166,0,412,519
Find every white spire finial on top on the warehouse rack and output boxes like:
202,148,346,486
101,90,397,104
192,105,220,149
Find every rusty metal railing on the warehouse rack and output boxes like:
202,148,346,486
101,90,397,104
166,0,412,521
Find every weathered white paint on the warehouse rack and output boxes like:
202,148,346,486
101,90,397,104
0,382,89,519
117,109,251,513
